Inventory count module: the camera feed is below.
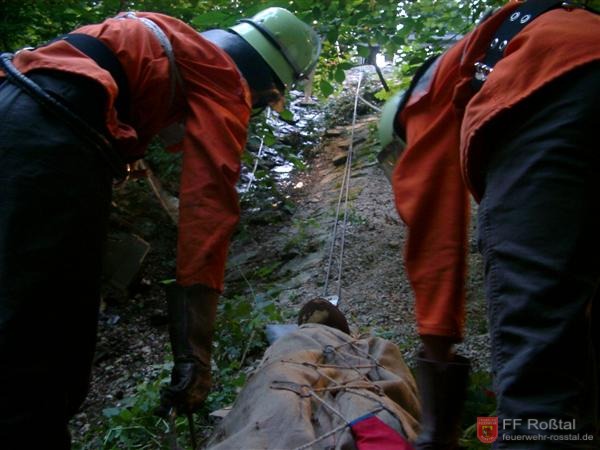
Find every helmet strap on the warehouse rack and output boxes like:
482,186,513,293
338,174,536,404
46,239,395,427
201,29,285,99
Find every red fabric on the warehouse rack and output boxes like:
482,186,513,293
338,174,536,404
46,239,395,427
350,415,413,450
3,12,252,291
392,1,600,340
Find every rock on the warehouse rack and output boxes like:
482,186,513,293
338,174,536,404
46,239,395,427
332,152,348,166
334,139,352,150
227,249,259,268
325,128,344,137
278,271,313,291
210,406,233,419
277,251,324,276
102,232,151,298
319,172,339,186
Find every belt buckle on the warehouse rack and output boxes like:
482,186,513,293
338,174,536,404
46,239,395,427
474,61,494,82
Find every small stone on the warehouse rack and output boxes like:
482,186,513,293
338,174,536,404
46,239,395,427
332,152,347,166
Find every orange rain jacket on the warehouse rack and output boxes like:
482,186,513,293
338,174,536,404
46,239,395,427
3,13,252,292
393,1,600,340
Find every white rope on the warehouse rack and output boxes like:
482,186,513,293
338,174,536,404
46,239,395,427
242,109,272,197
358,95,382,112
291,421,350,450
285,341,393,450
244,136,265,194
322,73,364,304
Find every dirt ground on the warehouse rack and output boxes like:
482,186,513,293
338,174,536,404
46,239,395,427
70,81,491,445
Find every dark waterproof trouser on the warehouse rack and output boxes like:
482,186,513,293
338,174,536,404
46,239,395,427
478,62,600,449
0,71,112,449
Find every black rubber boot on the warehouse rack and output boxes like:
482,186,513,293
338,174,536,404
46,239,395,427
415,354,471,450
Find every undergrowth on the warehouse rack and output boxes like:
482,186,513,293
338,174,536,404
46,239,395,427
74,293,282,450
77,301,496,450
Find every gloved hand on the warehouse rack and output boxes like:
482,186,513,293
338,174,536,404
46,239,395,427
156,283,219,417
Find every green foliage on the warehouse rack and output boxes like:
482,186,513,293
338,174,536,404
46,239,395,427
461,371,498,449
283,217,319,254
99,378,167,449
278,109,295,122
1,0,504,94
346,207,367,226
73,363,172,450
299,0,505,98
320,79,335,97
1,1,104,50
253,261,281,279
215,292,282,370
145,140,182,192
371,327,397,341
75,293,283,449
202,292,283,415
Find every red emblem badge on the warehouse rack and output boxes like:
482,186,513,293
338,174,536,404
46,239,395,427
477,416,498,444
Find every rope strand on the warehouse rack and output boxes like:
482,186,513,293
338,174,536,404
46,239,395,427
322,73,364,304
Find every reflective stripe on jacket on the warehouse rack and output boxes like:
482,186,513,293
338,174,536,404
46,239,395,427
3,12,252,291
393,1,600,339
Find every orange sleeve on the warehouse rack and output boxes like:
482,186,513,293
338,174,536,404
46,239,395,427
176,92,250,291
156,20,251,291
392,43,470,341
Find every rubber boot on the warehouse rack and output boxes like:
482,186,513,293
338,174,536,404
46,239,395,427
415,354,471,450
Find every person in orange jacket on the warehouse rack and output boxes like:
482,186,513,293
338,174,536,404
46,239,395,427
379,0,600,447
0,8,319,448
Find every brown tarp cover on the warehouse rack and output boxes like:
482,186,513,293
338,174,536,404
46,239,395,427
205,324,421,450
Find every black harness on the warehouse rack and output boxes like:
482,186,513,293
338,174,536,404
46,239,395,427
0,32,133,181
471,0,593,91
0,32,136,180
392,0,596,139
59,33,131,121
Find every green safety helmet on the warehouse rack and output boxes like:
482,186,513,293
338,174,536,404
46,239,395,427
378,90,404,149
377,90,406,182
230,7,321,89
